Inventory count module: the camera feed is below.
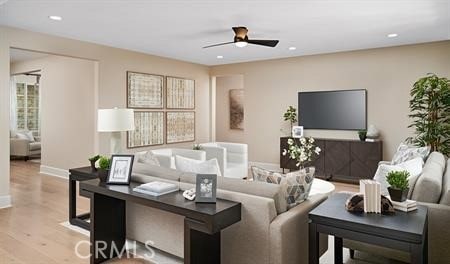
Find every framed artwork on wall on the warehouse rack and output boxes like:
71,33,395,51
229,89,244,130
166,111,195,144
127,111,164,148
127,71,164,108
166,76,195,109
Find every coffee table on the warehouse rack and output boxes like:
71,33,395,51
309,193,428,264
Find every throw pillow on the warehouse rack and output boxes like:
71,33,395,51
373,157,424,197
16,132,29,140
391,142,430,165
251,166,314,206
25,131,35,142
174,155,222,177
137,151,160,166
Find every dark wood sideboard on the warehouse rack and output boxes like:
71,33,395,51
280,137,382,184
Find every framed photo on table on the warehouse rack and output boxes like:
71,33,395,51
195,174,217,203
107,155,134,185
127,71,164,108
292,126,304,138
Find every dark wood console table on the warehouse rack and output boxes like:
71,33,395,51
280,137,382,183
79,179,241,264
69,166,99,230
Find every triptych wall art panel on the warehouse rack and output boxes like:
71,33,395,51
126,72,195,148
127,111,164,148
127,71,164,108
166,111,195,144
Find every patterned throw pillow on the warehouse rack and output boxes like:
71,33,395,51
138,151,161,166
251,166,315,206
391,142,430,165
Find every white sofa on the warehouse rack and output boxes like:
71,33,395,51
139,148,206,169
201,142,248,179
10,132,41,160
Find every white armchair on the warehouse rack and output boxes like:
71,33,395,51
10,135,41,161
146,148,206,169
201,142,248,179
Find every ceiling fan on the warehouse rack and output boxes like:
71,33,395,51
203,27,279,49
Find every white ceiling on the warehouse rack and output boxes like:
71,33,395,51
1,0,449,66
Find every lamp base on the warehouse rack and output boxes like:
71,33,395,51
110,131,122,154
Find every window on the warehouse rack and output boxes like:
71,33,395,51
16,82,40,134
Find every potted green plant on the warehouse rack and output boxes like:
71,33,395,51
386,170,410,202
407,74,450,156
88,154,100,171
283,106,298,135
193,144,202,150
97,156,111,183
358,130,367,141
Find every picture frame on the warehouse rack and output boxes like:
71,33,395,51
229,89,244,130
127,111,164,148
127,71,164,109
292,126,304,138
195,174,217,203
166,111,195,144
107,155,135,185
166,76,195,109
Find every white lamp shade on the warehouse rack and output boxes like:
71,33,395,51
98,108,135,132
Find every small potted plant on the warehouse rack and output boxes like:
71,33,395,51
193,144,202,150
88,154,100,171
386,170,410,202
97,156,111,183
358,130,367,141
283,106,298,136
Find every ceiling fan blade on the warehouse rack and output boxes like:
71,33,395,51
202,41,235,49
247,39,279,47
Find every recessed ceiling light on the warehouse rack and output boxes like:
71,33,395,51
387,33,398,38
216,55,223,59
235,41,248,48
49,15,62,21
288,47,297,51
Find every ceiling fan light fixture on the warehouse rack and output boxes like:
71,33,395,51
235,41,248,48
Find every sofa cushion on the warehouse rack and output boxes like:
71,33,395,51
132,162,182,182
439,159,450,205
411,152,446,203
373,157,424,197
391,142,430,165
137,151,160,166
180,173,287,214
29,142,41,151
175,155,222,176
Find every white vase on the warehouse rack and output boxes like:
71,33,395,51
367,124,380,139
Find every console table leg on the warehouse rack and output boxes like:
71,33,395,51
90,193,126,264
308,222,319,264
69,178,76,224
334,236,343,264
184,218,220,264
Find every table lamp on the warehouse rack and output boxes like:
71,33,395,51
98,108,134,154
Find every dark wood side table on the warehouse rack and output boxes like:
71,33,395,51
69,166,99,230
80,179,241,264
309,193,428,264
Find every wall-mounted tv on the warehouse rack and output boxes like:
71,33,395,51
298,89,367,130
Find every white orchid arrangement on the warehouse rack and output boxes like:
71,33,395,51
283,137,321,168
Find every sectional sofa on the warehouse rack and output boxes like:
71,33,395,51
127,160,329,264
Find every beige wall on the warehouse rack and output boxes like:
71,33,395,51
11,55,97,169
215,75,245,143
0,26,211,204
211,41,450,164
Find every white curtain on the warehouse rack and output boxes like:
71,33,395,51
10,76,17,133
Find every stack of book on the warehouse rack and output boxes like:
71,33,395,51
133,181,178,196
389,198,417,212
360,180,381,213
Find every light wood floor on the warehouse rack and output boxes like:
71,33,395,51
1,161,358,263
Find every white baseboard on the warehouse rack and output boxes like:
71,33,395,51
248,161,282,172
40,165,69,179
0,195,12,209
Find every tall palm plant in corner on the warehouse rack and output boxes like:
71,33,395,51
407,73,450,156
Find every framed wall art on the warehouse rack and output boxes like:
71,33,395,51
166,76,195,109
127,71,164,108
127,111,164,148
229,89,244,130
166,111,195,144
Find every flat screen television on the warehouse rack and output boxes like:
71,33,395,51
298,89,367,130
